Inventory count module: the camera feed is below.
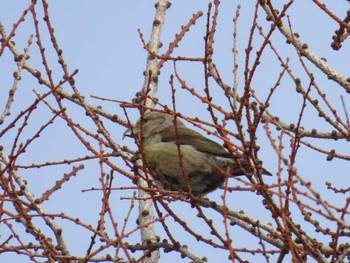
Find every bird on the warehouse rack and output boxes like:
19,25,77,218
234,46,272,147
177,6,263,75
124,111,271,197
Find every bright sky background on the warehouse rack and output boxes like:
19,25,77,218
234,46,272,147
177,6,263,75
1,1,350,262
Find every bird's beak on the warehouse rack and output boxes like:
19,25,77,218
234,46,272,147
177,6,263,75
123,127,133,140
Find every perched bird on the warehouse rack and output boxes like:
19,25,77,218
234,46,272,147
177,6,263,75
124,111,271,196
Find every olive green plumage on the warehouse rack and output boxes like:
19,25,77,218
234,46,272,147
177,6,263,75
125,111,271,196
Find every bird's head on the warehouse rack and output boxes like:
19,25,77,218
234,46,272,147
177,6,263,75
123,111,185,142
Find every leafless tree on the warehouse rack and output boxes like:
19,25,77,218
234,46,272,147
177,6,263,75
1,1,350,262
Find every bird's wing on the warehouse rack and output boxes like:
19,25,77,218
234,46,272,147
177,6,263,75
160,126,232,158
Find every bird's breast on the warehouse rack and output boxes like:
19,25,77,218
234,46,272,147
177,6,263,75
143,142,211,175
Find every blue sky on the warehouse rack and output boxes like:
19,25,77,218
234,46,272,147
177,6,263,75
1,1,350,262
